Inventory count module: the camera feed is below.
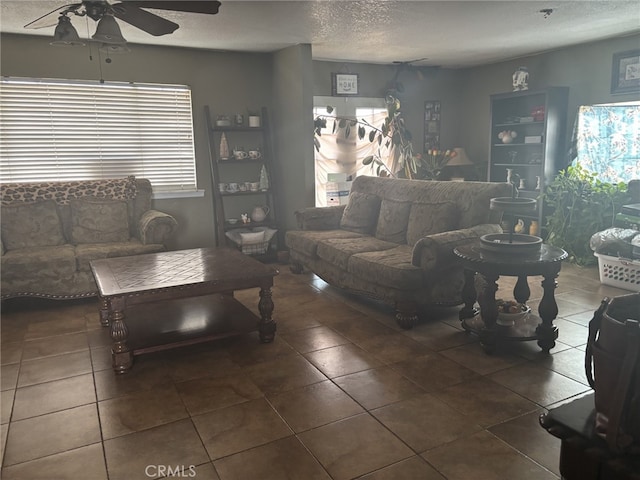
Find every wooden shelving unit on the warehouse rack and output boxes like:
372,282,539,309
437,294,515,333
487,87,569,234
205,106,279,262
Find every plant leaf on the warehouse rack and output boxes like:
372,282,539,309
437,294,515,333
326,106,334,114
363,155,374,165
338,118,347,128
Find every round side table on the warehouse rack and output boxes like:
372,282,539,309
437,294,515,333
453,242,568,354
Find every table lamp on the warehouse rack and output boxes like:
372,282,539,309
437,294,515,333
447,147,474,181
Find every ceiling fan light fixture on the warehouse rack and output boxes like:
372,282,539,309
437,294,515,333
99,43,131,55
92,14,127,44
50,15,85,47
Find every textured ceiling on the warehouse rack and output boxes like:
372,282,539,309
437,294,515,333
1,1,639,68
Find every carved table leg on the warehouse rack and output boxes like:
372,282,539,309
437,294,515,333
477,274,499,354
395,302,418,329
459,268,479,320
536,272,559,353
258,287,276,343
513,275,531,305
98,295,110,327
110,298,133,374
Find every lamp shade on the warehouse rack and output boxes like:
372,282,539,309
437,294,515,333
92,14,127,44
447,147,474,166
50,15,85,47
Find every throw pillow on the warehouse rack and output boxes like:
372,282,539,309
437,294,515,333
239,231,265,245
375,199,412,244
406,202,459,246
339,192,382,234
70,197,130,244
1,200,66,250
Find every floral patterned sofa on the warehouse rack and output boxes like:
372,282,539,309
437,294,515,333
285,176,512,328
1,176,178,299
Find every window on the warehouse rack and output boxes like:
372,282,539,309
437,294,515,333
572,102,640,183
0,77,197,193
313,96,388,206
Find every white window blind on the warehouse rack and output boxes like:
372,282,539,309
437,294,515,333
0,77,196,192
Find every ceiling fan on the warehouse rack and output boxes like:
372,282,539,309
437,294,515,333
24,1,221,42
387,58,439,94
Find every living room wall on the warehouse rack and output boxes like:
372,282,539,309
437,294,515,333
0,33,276,250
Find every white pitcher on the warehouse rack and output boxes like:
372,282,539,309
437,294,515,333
250,205,270,222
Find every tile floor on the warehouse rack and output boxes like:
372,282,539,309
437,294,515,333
0,261,632,479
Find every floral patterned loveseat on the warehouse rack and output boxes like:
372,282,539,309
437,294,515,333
1,176,178,299
285,176,512,328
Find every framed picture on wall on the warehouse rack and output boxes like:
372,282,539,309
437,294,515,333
424,101,441,151
611,49,640,94
332,73,359,96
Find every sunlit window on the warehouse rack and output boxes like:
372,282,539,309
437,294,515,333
0,77,197,192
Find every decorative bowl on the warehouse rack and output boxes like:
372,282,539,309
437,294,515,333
496,300,530,326
227,218,238,224
480,233,542,254
489,197,537,214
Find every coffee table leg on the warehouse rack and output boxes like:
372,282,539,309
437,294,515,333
109,298,133,374
513,275,531,305
536,272,560,353
477,274,499,354
98,295,110,327
258,287,276,343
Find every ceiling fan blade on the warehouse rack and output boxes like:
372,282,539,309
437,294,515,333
111,3,179,36
24,3,82,29
120,1,221,15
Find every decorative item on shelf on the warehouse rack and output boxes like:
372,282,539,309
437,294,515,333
529,153,543,165
250,205,270,223
233,148,248,160
259,164,270,190
248,149,261,159
422,149,457,180
512,66,529,91
219,132,229,160
241,213,250,224
227,218,238,225
508,151,518,163
248,113,261,128
506,168,515,184
227,182,239,193
215,115,231,127
531,105,545,121
218,182,227,193
234,114,244,126
498,130,517,144
535,176,541,190
519,178,526,190
529,220,539,236
496,299,531,327
514,218,525,233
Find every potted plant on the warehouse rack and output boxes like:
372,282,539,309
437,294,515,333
543,164,630,265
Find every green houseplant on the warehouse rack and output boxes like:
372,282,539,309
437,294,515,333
543,164,629,265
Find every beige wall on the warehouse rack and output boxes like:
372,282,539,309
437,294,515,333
2,32,638,247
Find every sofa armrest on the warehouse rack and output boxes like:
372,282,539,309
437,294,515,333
412,224,504,272
295,205,346,230
138,210,178,245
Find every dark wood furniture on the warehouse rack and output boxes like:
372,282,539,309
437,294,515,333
454,242,567,353
205,106,280,262
488,87,569,235
90,247,278,374
540,392,640,480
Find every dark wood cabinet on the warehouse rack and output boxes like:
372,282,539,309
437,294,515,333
488,87,569,233
205,106,279,261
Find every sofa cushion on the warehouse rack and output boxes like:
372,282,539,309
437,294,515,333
70,197,130,244
285,229,364,258
1,245,76,286
348,245,422,290
406,202,459,246
1,200,66,250
75,240,165,272
316,237,398,270
375,199,412,244
339,192,381,234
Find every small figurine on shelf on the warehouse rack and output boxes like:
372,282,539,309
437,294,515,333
512,67,529,91
219,132,229,160
241,213,250,224
498,130,517,144
259,165,270,191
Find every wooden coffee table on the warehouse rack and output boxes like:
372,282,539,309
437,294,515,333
90,247,278,374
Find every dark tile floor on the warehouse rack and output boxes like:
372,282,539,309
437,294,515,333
0,262,631,479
